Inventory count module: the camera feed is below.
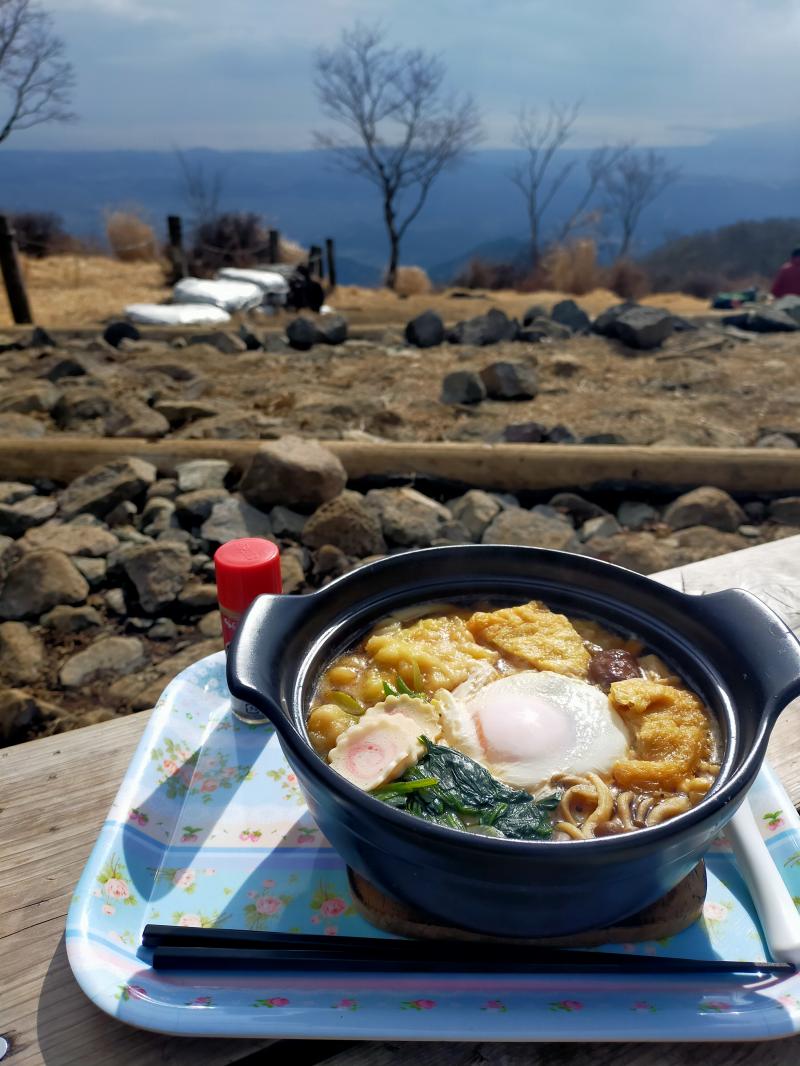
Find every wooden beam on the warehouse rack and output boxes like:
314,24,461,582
0,438,798,494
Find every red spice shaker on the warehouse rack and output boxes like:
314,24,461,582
214,538,282,724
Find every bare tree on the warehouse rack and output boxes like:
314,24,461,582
313,23,482,289
556,143,629,244
0,0,75,146
604,148,681,258
174,147,224,227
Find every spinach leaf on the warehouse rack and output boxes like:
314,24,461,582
493,796,561,841
416,738,531,812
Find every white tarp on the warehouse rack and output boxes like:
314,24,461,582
125,303,232,326
173,277,263,312
216,267,290,296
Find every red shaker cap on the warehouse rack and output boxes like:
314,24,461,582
214,538,282,614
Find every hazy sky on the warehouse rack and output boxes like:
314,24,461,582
15,0,800,150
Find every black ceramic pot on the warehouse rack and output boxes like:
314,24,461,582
228,545,800,937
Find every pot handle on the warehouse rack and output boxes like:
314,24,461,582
692,588,800,719
226,593,312,744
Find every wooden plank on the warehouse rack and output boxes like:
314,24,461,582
1,437,799,494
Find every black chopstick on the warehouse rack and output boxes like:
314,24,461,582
142,924,793,976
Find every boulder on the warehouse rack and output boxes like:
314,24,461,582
518,317,572,342
0,382,59,414
177,581,219,609
21,519,119,557
0,550,89,620
592,302,638,337
40,604,103,634
105,397,170,438
175,488,230,525
545,424,577,444
239,436,347,510
0,494,57,537
53,386,114,428
663,486,745,533
0,413,45,437
316,314,348,345
200,496,274,546
549,492,608,525
104,637,221,711
551,299,591,334
0,481,35,505
431,519,473,546
103,321,141,348
122,541,192,613
449,489,501,541
448,309,518,346
671,525,748,563
522,304,548,326
286,317,319,351
584,532,674,575
302,490,385,556
366,487,452,547
59,636,147,688
312,544,350,579
0,621,46,683
59,457,156,519
40,354,91,382
405,310,445,349
769,497,800,526
722,308,799,333
613,306,675,350
481,508,575,549
479,362,538,400
502,421,547,443
269,505,307,539
617,501,659,531
440,371,486,405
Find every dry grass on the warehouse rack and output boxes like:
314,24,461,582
393,265,433,297
279,236,307,265
105,210,159,262
537,240,601,295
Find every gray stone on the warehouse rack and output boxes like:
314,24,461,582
40,604,102,634
187,331,247,354
177,581,218,609
105,397,171,438
302,490,385,557
72,556,107,586
774,295,800,324
176,459,231,492
502,421,547,443
583,532,673,575
59,636,147,688
154,400,221,427
59,457,157,519
405,311,445,349
549,493,608,525
613,306,675,350
147,478,178,500
580,514,622,541
0,688,46,744
286,317,319,351
312,543,350,579
479,361,538,400
149,617,179,640
481,508,575,549
617,501,659,531
448,309,518,346
0,382,59,414
366,487,452,547
0,550,89,620
280,547,307,594
672,525,748,563
757,433,798,450
738,524,761,539
0,412,45,437
431,519,473,546
0,494,57,536
0,482,35,505
722,308,799,333
105,587,126,614
106,500,139,528
518,317,572,342
551,299,591,334
592,302,638,337
269,505,307,539
40,354,91,382
769,497,800,526
53,386,113,427
198,610,222,638
316,315,348,345
449,490,501,540
175,488,230,525
200,496,274,546
440,371,486,405
21,520,119,557
0,621,46,683
744,501,767,521
240,436,346,510
582,433,627,445
141,497,178,536
522,304,548,326
103,321,140,348
122,542,192,613
546,424,577,444
663,486,746,533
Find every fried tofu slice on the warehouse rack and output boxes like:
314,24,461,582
466,600,590,677
365,614,497,691
609,678,711,792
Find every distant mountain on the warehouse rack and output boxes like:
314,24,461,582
0,122,798,280
429,237,528,284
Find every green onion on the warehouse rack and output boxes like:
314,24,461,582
329,691,365,716
372,776,439,800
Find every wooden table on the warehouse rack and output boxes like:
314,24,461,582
3,536,800,1066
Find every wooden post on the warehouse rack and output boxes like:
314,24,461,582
325,237,337,291
268,229,279,264
309,244,323,279
0,214,33,324
166,215,187,282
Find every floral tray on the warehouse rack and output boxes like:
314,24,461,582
67,652,800,1042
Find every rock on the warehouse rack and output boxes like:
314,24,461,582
72,557,107,586
154,400,221,427
613,307,675,350
481,508,575,549
518,317,572,342
187,331,247,354
617,501,659,531
141,497,178,536
0,688,48,744
722,308,799,333
366,487,452,547
0,481,35,504
0,550,89,620
200,496,274,546
29,325,56,348
431,519,473,546
239,436,346,511
581,515,622,541
105,588,126,614
405,310,445,349
302,490,385,557
177,581,218,609
0,412,45,437
551,299,591,334
313,543,350,579
21,520,119,557
440,370,486,405
449,490,501,541
174,412,261,440
59,636,146,688
774,295,800,325
738,524,761,539
40,604,102,634
769,497,800,526
59,457,156,519
502,421,547,443
316,315,348,345
175,459,231,492
672,526,748,563
0,621,46,683
40,354,90,382
147,617,178,640
105,397,170,438
106,500,138,527
122,542,191,613
743,501,767,522
198,611,221,637
106,637,221,711
549,493,608,525
549,354,583,378
103,321,140,348
584,532,673,575
592,302,638,337
757,433,797,449
0,382,59,413
280,548,306,594
582,432,627,445
545,424,577,444
0,535,13,582
175,488,230,525
53,386,113,427
479,362,538,400
663,486,745,533
269,505,307,539
522,304,548,326
147,478,178,500
286,317,319,351
448,308,518,346
0,494,57,537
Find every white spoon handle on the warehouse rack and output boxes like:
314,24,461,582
727,798,800,965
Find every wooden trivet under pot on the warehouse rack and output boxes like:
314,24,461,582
348,863,706,946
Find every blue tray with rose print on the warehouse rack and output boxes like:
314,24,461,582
66,651,800,1041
